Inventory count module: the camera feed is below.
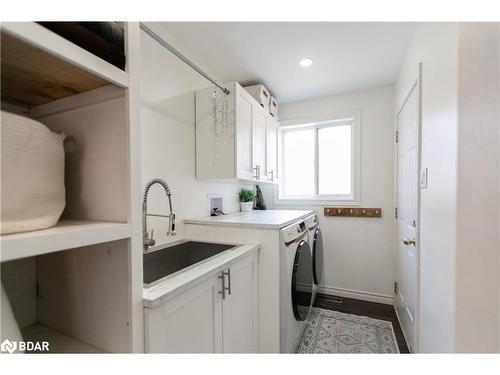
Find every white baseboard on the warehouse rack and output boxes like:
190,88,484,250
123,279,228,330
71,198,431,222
317,285,394,305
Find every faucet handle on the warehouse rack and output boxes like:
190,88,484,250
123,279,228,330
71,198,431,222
144,229,155,248
167,213,176,236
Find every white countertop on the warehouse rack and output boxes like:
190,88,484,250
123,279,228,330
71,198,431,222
183,209,315,229
143,241,260,308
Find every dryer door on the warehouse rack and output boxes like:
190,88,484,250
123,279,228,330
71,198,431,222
291,240,313,321
313,228,324,285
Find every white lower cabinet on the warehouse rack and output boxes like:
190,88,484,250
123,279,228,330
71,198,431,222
222,253,259,353
145,273,223,353
144,252,258,353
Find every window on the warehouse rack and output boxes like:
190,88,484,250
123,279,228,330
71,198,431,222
278,112,360,204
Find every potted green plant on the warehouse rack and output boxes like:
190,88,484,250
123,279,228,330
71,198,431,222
238,188,255,212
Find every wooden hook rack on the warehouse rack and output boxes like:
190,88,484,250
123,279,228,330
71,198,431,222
324,207,382,218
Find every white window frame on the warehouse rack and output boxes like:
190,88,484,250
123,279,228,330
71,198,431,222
275,111,361,206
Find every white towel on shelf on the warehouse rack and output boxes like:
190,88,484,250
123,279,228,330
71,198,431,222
1,111,66,235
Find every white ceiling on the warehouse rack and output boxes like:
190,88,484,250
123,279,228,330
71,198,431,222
160,22,417,103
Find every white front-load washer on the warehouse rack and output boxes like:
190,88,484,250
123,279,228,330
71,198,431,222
280,220,314,353
305,214,323,304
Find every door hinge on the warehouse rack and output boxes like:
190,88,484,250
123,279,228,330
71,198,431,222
395,130,399,143
394,207,398,219
394,282,399,294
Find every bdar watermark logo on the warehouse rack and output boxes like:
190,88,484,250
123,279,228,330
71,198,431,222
1,339,17,353
1,339,49,353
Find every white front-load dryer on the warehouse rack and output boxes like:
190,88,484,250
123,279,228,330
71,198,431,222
305,214,323,304
280,220,313,353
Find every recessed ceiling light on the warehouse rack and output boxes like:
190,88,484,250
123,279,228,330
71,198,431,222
299,58,313,67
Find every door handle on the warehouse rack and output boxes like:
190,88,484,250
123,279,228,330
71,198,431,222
218,271,226,299
403,238,416,246
254,165,260,180
224,269,231,296
268,170,274,182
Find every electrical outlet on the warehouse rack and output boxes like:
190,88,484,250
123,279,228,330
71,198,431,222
207,193,224,216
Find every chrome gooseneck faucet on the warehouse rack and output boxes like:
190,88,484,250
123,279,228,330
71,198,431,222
142,178,176,251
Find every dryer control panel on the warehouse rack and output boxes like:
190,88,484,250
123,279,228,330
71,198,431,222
304,214,318,229
281,221,307,244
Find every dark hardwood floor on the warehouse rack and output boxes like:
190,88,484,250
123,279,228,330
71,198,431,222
314,293,410,353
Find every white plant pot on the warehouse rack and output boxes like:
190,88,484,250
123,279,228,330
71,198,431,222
240,201,254,212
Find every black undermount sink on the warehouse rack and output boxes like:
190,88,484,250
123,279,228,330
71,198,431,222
143,241,236,286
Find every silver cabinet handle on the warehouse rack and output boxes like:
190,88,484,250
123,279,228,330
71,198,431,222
224,269,231,296
218,270,226,299
268,169,274,182
254,165,260,180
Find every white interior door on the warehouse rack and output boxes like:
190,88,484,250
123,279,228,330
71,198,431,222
395,81,420,352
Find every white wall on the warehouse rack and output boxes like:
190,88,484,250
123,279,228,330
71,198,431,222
455,23,500,353
262,85,396,303
397,22,500,353
1,257,37,329
140,25,252,245
396,22,459,353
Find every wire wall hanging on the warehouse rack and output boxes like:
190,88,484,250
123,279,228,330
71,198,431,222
210,87,234,139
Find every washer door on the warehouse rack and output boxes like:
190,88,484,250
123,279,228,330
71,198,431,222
291,240,313,321
313,228,324,285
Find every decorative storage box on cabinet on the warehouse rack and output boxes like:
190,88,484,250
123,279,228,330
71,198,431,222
269,96,279,120
243,84,271,112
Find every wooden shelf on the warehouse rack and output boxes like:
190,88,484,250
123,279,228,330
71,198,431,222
1,22,128,108
0,220,131,262
22,324,106,353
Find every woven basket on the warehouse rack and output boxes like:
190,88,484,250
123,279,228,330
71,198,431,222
1,111,66,234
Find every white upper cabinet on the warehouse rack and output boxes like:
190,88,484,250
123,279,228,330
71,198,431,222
235,87,255,180
266,116,279,183
251,104,267,181
196,82,278,184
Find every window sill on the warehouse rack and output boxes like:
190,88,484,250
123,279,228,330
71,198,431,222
274,198,361,207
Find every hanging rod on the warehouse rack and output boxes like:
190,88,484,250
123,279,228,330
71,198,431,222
139,23,230,95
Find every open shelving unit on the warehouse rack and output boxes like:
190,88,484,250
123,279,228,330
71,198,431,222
22,324,106,353
1,22,128,108
1,22,143,353
0,220,131,263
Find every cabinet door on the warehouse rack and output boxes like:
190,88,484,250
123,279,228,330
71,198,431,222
252,105,267,180
222,252,259,353
145,274,223,353
266,116,278,183
236,91,255,180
